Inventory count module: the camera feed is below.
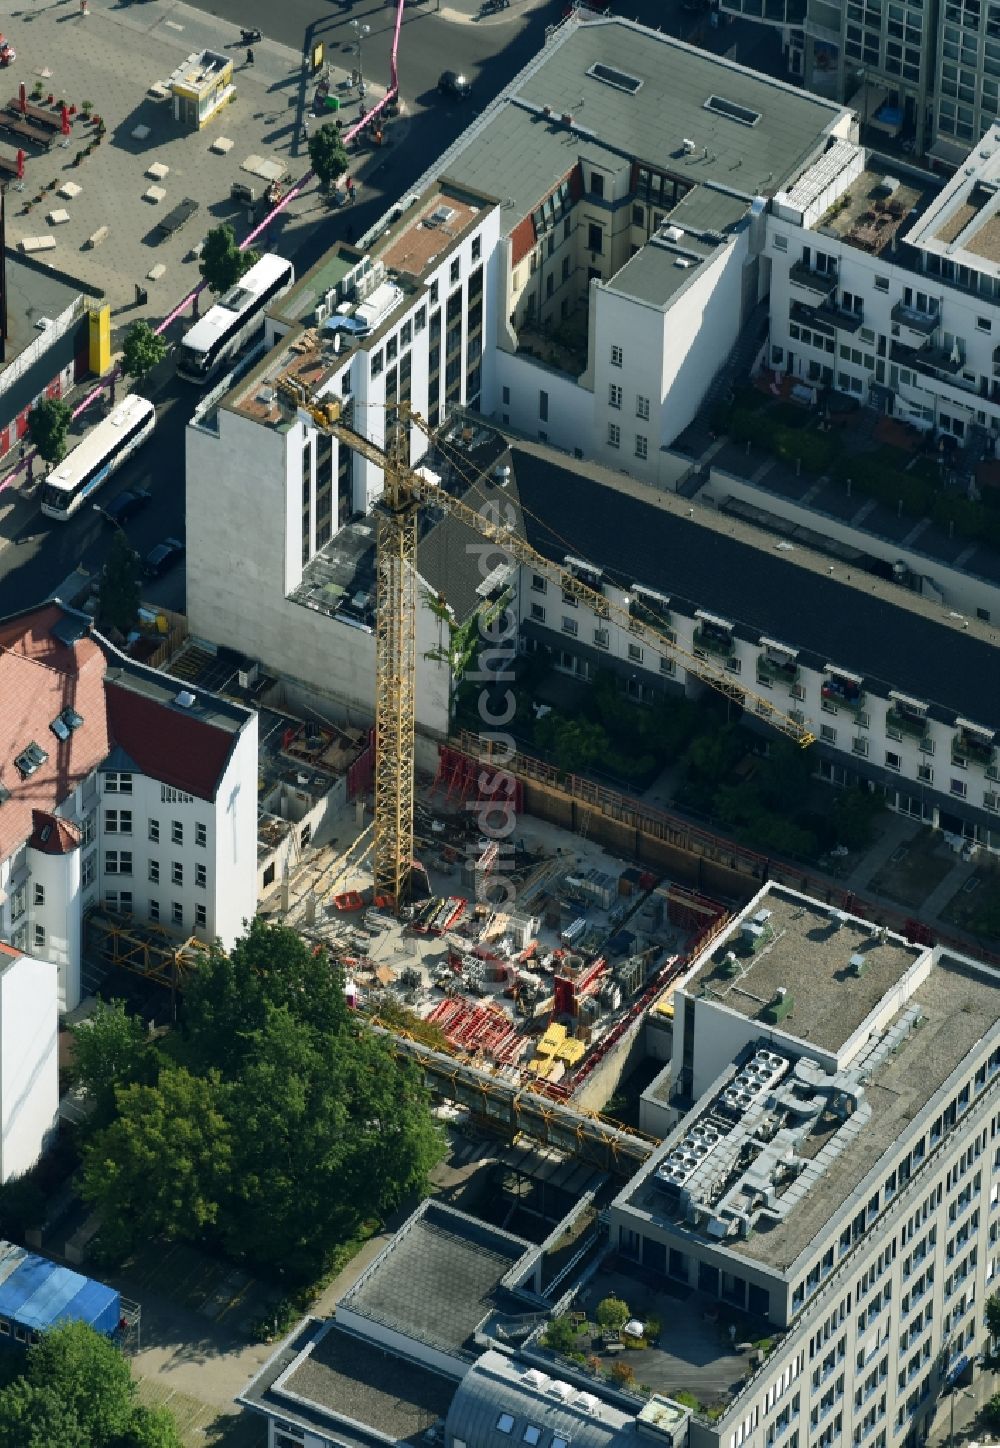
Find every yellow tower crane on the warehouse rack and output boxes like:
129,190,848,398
276,384,814,909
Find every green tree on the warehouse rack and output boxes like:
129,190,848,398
983,1292,1000,1371
121,322,166,382
595,1296,630,1332
0,1176,46,1239
0,1321,183,1448
27,397,72,467
97,530,141,638
69,999,149,1128
80,1067,233,1255
307,123,349,189
542,1315,580,1355
198,224,257,295
534,714,608,775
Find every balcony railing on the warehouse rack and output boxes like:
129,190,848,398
758,655,800,686
822,679,864,706
789,261,838,297
953,734,996,768
887,708,930,741
891,302,939,336
694,626,734,658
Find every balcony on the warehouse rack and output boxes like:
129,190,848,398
815,301,865,334
822,676,864,707
891,301,940,337
887,707,930,741
694,626,734,658
789,260,838,298
953,731,996,768
758,654,800,687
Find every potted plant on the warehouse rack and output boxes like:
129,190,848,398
81,100,93,117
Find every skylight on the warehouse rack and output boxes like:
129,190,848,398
587,62,642,95
50,707,84,742
14,743,49,779
704,94,761,127
0,783,9,806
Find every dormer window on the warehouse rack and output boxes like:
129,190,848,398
50,707,84,742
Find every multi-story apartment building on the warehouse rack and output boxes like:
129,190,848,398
723,0,1000,161
767,124,1000,456
0,941,57,1185
611,882,1000,1448
0,602,258,1011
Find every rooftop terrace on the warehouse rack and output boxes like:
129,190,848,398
819,167,932,255
686,887,924,1055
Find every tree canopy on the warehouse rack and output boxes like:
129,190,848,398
0,1320,182,1448
81,921,444,1281
121,322,167,381
199,224,257,295
97,531,141,638
308,124,349,189
27,397,72,466
70,999,150,1128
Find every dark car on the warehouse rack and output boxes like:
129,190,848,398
94,487,152,525
438,70,472,99
143,537,185,578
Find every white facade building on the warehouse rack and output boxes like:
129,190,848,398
0,603,258,1014
0,941,57,1185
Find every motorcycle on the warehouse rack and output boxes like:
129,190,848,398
239,26,263,44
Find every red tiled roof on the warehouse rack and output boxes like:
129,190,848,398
0,606,110,863
29,809,81,855
0,942,20,960
104,679,236,802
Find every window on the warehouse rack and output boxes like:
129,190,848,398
853,737,869,757
773,234,788,252
874,274,889,291
497,1417,515,1435
594,628,609,649
172,902,183,926
386,334,398,364
821,724,837,743
149,899,160,922
450,257,461,285
104,772,132,794
502,386,511,406
562,617,578,637
195,863,207,889
415,305,427,333
32,883,44,907
370,350,383,379
104,809,132,834
632,204,645,226
172,862,183,886
539,390,549,422
105,890,132,914
609,383,622,408
886,752,901,772
400,320,412,350
195,903,207,929
530,603,545,622
635,434,648,459
81,852,96,890
951,778,968,798
531,573,546,593
430,280,439,305
610,344,623,367
171,821,183,846
587,222,603,253
105,851,132,876
660,657,675,676
81,812,95,847
9,883,25,922
195,821,207,848
149,860,160,884
636,394,650,420
562,255,571,283
33,924,45,951
590,171,605,198
979,316,992,332
523,1429,542,1446
148,819,159,843
918,763,933,784
628,642,643,663
607,423,621,449
263,862,276,889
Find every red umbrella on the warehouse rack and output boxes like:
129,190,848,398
18,82,25,115
16,150,24,180
60,105,70,136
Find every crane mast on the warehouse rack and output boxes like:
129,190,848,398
280,386,814,911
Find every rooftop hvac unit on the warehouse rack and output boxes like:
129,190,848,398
572,1393,600,1415
548,1382,574,1402
174,690,196,709
522,1369,549,1391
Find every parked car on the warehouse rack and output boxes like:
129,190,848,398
94,488,152,526
438,70,472,99
143,537,185,578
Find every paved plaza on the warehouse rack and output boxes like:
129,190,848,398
0,0,387,327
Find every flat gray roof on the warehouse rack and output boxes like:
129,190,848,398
240,1320,455,1448
609,236,717,308
5,256,82,363
686,887,923,1053
668,185,751,235
339,1201,530,1355
442,18,847,227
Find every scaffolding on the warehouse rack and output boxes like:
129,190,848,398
84,909,210,989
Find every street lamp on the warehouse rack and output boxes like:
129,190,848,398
351,21,370,91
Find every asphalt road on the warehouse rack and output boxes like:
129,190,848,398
0,0,786,621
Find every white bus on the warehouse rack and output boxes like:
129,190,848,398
177,253,295,383
40,396,157,522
